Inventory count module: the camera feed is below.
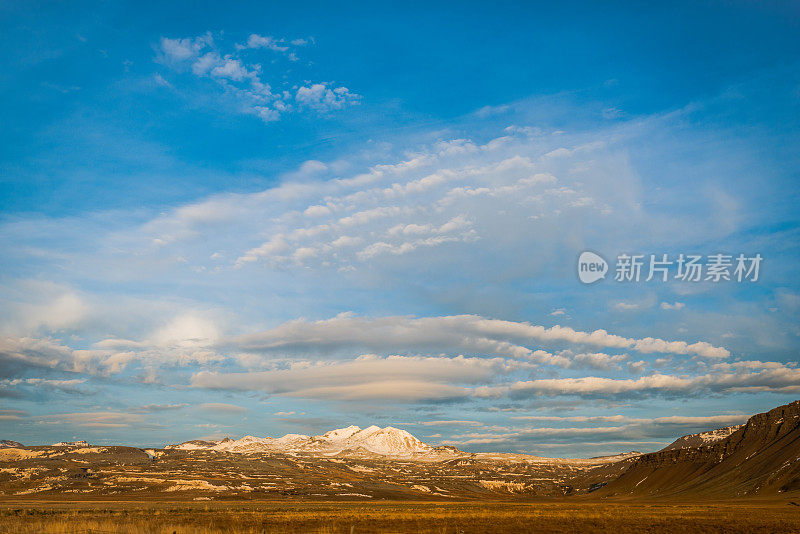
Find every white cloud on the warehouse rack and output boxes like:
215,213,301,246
227,314,730,360
155,33,358,122
416,420,484,427
295,83,359,112
197,402,247,413
159,35,211,63
476,367,800,398
570,352,628,370
210,57,249,81
0,336,76,371
277,380,469,402
245,34,288,52
509,413,747,425
153,73,171,87
1,378,88,394
38,411,146,428
661,301,686,310
119,129,663,280
191,354,524,401
304,205,332,217
0,280,88,334
627,360,647,374
0,408,27,421
151,313,220,350
101,127,721,290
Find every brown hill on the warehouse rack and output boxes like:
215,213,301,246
597,400,800,499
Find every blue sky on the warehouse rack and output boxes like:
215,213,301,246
0,1,799,456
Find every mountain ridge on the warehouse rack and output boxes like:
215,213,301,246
166,424,447,458
596,400,800,498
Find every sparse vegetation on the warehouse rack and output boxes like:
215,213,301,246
1,500,799,534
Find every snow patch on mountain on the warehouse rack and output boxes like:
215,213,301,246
320,425,362,442
662,424,744,451
349,426,432,455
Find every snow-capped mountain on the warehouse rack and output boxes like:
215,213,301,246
168,425,446,458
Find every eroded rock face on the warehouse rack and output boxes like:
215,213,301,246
599,400,800,498
729,400,800,446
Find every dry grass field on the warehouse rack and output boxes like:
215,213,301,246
1,500,799,533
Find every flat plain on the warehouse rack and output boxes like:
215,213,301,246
2,499,800,534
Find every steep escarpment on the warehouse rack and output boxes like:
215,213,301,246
598,400,800,498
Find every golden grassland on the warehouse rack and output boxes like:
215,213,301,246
1,500,799,533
